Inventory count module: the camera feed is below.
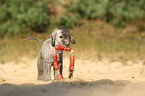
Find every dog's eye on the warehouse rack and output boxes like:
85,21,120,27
59,36,63,38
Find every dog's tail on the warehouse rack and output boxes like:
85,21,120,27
23,38,43,44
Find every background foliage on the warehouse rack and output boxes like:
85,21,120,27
63,0,145,27
0,0,144,38
0,0,51,37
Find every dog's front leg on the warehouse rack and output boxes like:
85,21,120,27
53,67,58,80
43,58,51,81
53,60,63,80
53,53,63,80
58,53,63,75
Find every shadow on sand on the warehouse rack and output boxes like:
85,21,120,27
0,79,145,96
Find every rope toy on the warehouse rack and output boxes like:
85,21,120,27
53,45,75,80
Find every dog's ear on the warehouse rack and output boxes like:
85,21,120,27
50,33,56,47
69,35,76,44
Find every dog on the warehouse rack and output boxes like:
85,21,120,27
24,26,76,81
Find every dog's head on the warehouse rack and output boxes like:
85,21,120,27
50,26,76,47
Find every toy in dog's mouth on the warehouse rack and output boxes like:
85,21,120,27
53,45,75,79
54,45,71,51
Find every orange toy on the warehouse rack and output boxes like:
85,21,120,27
54,45,71,51
53,45,75,79
53,53,63,79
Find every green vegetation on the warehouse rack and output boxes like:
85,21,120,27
63,0,145,27
0,0,51,38
0,0,144,38
58,13,82,28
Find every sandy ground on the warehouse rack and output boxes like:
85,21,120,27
0,57,145,96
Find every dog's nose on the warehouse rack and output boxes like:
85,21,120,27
64,40,70,45
64,41,69,44
66,44,70,47
65,42,70,47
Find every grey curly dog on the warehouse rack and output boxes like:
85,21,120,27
24,26,76,81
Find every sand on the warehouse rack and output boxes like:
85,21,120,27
0,57,145,96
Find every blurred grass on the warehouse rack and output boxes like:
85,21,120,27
70,21,145,61
0,21,145,63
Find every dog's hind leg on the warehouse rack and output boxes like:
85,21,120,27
43,58,51,81
37,50,43,80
